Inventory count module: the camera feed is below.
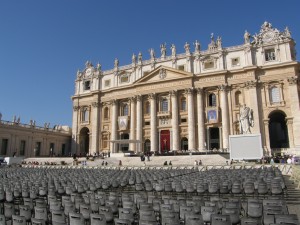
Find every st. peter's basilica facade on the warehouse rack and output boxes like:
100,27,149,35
72,22,300,157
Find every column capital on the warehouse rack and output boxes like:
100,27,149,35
245,80,257,89
185,88,194,95
148,93,156,99
136,95,142,102
169,90,177,96
287,76,298,85
196,87,203,94
111,99,118,105
92,102,100,108
218,84,228,92
73,106,80,111
128,96,136,103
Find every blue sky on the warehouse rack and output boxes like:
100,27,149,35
0,0,299,127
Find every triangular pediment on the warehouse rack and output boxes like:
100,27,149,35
134,66,193,84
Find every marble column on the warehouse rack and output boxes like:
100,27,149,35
111,100,118,153
149,93,158,152
219,84,230,149
136,95,143,153
263,119,271,156
246,80,261,134
286,118,294,148
91,102,100,154
196,88,205,151
129,97,136,151
186,88,196,151
71,105,80,154
287,77,300,154
170,90,179,151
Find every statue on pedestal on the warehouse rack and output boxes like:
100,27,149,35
194,40,201,54
170,44,176,57
239,104,254,134
184,42,190,55
244,30,251,44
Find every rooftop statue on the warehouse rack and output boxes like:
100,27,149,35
244,30,251,44
149,48,155,60
193,40,201,54
114,58,119,68
138,52,142,63
132,53,136,64
160,43,167,58
184,42,190,55
170,44,176,57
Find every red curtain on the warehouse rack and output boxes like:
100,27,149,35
160,130,170,153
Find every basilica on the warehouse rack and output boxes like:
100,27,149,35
72,22,300,157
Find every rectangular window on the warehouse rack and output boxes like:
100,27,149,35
82,108,89,122
1,139,8,155
145,121,150,126
162,100,168,112
181,118,187,123
204,61,214,69
265,49,276,61
120,75,129,83
20,140,26,156
83,80,91,90
104,80,111,87
178,65,185,71
270,87,281,103
231,57,240,66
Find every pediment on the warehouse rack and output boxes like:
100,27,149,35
134,66,193,84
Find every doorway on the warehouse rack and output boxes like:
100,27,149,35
209,127,220,150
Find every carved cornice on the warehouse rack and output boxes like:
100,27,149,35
128,96,136,103
111,99,118,105
287,76,298,85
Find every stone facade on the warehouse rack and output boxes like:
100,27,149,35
0,120,71,157
72,22,300,156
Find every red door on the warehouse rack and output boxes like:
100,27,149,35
160,130,170,153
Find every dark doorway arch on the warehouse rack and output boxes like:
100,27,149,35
120,133,129,152
144,139,151,153
79,127,90,155
181,137,188,151
269,111,289,148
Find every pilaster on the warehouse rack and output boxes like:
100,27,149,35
196,88,205,151
170,90,179,151
219,84,230,149
186,88,196,151
149,93,158,152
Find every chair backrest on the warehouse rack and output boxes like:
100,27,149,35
4,202,15,218
185,213,203,225
69,212,85,225
201,206,217,222
51,210,66,223
31,218,46,225
90,213,107,225
211,214,231,225
34,206,48,221
12,215,26,225
19,205,32,220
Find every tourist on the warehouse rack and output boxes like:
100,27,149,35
287,157,292,164
105,161,108,166
163,161,168,166
199,160,202,165
169,161,172,166
119,160,122,166
194,160,198,166
270,158,275,165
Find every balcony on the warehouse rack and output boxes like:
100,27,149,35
157,111,171,118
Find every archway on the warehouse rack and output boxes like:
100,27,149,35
269,111,289,148
79,127,90,155
181,137,188,151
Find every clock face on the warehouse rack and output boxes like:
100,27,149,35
262,31,275,42
86,68,92,76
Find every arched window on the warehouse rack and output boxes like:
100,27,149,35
123,104,129,116
162,99,168,112
181,97,186,111
145,101,150,114
82,107,89,122
208,93,216,107
270,86,280,103
235,91,242,106
104,107,109,119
